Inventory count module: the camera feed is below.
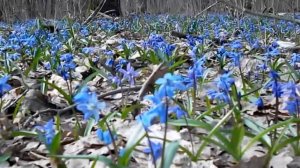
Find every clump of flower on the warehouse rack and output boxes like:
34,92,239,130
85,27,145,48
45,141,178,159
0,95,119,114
73,86,106,121
57,53,76,80
35,119,56,146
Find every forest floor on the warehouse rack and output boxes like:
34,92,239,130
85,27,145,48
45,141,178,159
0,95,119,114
1,13,300,168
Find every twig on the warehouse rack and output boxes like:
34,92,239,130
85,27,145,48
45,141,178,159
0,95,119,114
218,0,300,24
23,104,77,127
170,31,188,39
195,1,220,17
99,85,142,99
23,86,142,127
138,63,168,100
2,88,28,112
83,0,107,25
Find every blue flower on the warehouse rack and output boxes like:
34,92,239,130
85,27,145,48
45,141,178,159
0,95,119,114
255,97,264,109
73,86,90,103
282,82,300,115
80,27,89,36
155,73,186,97
283,101,298,115
108,75,121,87
290,53,300,67
138,112,158,128
0,75,12,97
82,47,96,54
105,58,114,67
227,52,241,67
230,40,243,50
143,141,162,162
207,89,231,103
36,119,55,145
57,53,76,80
96,129,117,145
265,70,283,98
73,87,105,121
119,63,139,86
216,73,235,92
263,46,280,58
169,105,187,119
8,53,21,61
119,148,126,157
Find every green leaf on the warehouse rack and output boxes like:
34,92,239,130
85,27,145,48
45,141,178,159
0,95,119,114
0,153,10,163
242,118,299,156
12,130,38,137
41,80,72,104
24,48,43,76
90,66,108,80
13,95,25,119
168,118,230,150
229,123,244,160
118,123,145,166
84,118,95,137
244,117,271,147
195,109,233,159
161,141,179,168
76,71,99,92
169,59,187,71
195,103,226,120
285,60,300,80
49,132,61,155
121,104,143,119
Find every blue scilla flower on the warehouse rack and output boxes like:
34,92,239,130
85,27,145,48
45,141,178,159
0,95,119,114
143,141,162,162
290,53,300,67
217,46,227,58
255,97,264,109
185,58,206,88
108,75,121,87
230,40,243,50
138,111,158,128
119,63,139,86
82,47,96,54
227,52,241,67
73,87,105,121
216,73,235,92
96,129,117,145
155,73,186,97
282,82,300,115
57,53,76,80
35,119,55,146
207,89,231,103
283,101,298,115
169,105,187,119
115,58,128,70
8,53,21,61
0,75,12,98
263,46,280,58
80,27,89,36
265,71,283,98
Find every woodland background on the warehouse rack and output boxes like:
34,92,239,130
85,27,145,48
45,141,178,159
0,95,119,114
1,0,300,22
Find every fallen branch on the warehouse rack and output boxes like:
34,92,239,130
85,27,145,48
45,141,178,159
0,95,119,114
195,1,220,17
99,85,142,99
170,31,188,39
23,104,77,127
83,0,107,25
23,85,142,127
138,63,168,100
218,0,300,24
